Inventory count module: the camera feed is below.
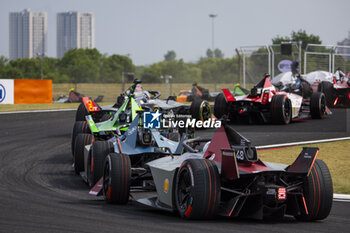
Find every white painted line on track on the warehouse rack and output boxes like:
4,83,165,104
256,137,350,149
334,194,350,200
0,109,76,114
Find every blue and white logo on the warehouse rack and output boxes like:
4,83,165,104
143,110,161,129
0,84,6,103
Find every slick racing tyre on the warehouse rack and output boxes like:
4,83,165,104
300,80,313,98
295,159,333,221
175,159,220,219
103,153,131,204
74,133,93,175
71,121,91,156
190,99,212,121
214,93,227,119
270,95,292,124
318,81,334,107
76,103,89,121
87,141,114,186
310,92,326,119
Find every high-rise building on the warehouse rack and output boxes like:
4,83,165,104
9,9,47,60
57,12,95,58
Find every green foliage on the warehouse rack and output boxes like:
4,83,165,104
59,48,102,83
0,47,239,85
164,50,176,61
214,48,224,58
101,54,134,83
198,57,238,83
206,49,213,58
272,29,322,49
206,48,224,58
141,59,202,84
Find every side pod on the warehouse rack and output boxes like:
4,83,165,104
286,147,319,175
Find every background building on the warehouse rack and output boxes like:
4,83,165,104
57,12,95,58
9,9,47,60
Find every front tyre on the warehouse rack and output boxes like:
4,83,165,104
214,93,227,119
310,92,326,119
103,153,131,204
295,159,333,221
318,81,334,107
175,159,220,220
190,99,212,121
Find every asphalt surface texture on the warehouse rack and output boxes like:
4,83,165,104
0,109,349,233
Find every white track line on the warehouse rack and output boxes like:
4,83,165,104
334,194,350,201
256,137,350,149
0,109,76,114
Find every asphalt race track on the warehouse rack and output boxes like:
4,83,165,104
0,109,349,233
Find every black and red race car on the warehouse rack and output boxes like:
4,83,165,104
306,69,350,108
214,75,331,124
99,121,333,221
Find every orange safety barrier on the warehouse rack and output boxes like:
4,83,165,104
14,79,52,104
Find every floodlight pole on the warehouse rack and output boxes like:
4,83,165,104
160,75,172,97
209,14,217,53
36,52,44,79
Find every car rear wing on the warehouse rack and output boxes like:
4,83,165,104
222,88,236,102
82,97,101,112
286,147,319,175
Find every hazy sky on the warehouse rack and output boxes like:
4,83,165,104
1,0,349,65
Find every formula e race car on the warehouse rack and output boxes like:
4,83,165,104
170,83,218,102
271,60,313,99
305,69,350,107
53,88,104,104
97,121,333,221
71,81,143,156
214,75,330,124
171,83,249,103
71,80,209,155
74,114,186,187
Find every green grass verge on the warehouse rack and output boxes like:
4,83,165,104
258,140,350,194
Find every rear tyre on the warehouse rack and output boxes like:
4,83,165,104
318,81,334,107
87,141,114,186
190,99,212,121
74,133,93,174
295,159,333,221
103,153,131,204
76,103,89,121
310,92,326,119
270,95,292,124
214,93,227,119
71,121,91,156
175,159,220,219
